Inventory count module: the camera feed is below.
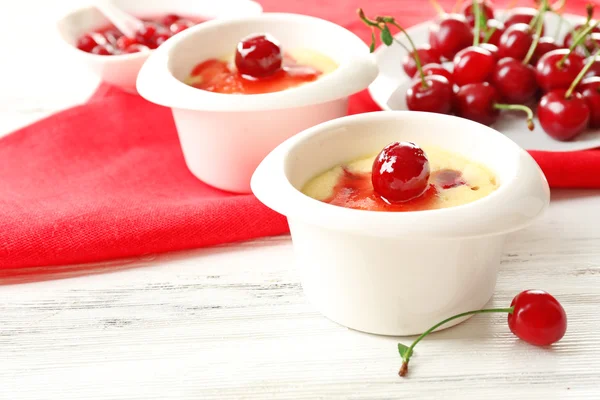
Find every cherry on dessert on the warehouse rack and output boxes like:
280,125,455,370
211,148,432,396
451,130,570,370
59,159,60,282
402,45,440,77
406,75,453,114
508,290,567,346
530,37,560,65
492,57,537,103
170,19,195,34
461,0,494,27
371,142,430,203
452,46,495,86
162,14,182,27
76,33,104,52
538,90,590,140
429,14,473,60
91,44,114,55
396,289,566,377
235,34,283,78
536,49,585,92
578,77,600,128
497,23,533,61
480,19,505,46
455,82,534,129
419,63,454,86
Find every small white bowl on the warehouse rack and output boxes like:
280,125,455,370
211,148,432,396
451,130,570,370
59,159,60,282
136,13,378,193
251,111,550,336
56,0,262,93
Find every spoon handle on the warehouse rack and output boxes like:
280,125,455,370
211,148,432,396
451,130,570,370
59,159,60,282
95,1,144,38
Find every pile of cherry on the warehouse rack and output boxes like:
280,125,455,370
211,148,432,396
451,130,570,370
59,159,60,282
360,1,600,141
76,14,198,56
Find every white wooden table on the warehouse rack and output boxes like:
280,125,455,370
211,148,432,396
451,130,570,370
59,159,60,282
1,1,600,399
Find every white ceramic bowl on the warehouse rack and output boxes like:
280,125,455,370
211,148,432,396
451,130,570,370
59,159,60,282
251,111,550,336
136,13,378,193
56,0,262,93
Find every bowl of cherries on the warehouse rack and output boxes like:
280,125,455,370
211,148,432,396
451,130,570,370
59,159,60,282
56,0,262,92
365,0,600,152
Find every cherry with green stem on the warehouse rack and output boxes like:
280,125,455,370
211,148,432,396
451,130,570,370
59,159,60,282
397,289,567,377
563,4,598,51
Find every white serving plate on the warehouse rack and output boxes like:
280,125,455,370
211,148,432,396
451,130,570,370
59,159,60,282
368,10,600,151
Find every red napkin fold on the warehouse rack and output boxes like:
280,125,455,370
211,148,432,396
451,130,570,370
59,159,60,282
1,0,599,270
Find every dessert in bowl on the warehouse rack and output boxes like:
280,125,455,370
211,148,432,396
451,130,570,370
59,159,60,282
251,111,550,336
56,0,263,92
137,13,378,193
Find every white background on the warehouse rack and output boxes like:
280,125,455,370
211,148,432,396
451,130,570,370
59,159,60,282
1,1,599,399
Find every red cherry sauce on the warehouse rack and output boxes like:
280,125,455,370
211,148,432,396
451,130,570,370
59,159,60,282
188,55,321,94
324,168,468,212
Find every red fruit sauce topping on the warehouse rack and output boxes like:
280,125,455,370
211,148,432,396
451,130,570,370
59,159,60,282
76,14,204,55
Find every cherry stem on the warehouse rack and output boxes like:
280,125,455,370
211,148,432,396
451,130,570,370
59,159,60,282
473,0,481,46
523,2,548,65
429,0,446,16
565,51,599,98
388,20,428,88
558,20,600,68
493,103,536,131
399,307,514,377
483,27,497,43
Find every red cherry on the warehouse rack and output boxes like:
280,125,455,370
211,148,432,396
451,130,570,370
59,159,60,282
91,44,114,56
76,33,104,52
535,49,585,92
579,76,600,128
480,19,505,46
406,75,453,114
530,36,560,65
492,57,537,103
452,46,496,86
170,19,195,34
235,34,283,78
538,89,590,140
419,63,454,86
584,55,600,79
462,0,495,27
480,43,499,60
563,24,600,50
124,44,150,54
116,36,138,50
497,23,533,61
504,7,544,34
371,142,430,203
455,82,500,126
508,290,567,346
162,14,182,27
402,45,440,77
429,14,473,60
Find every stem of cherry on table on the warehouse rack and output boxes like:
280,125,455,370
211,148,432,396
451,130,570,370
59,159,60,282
523,0,548,65
559,15,599,68
565,50,600,98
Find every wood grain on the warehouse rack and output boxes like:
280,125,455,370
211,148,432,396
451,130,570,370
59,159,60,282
1,1,600,399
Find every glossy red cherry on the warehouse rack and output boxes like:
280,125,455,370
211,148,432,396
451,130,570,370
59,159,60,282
538,89,590,140
116,36,138,50
579,76,600,128
235,34,283,78
418,63,454,86
480,43,499,60
452,46,496,86
429,14,473,60
462,0,494,27
480,19,505,46
563,23,600,50
504,7,544,34
371,142,430,203
530,36,560,65
497,23,533,61
76,33,104,52
162,14,182,27
402,45,440,77
170,19,195,34
535,49,585,92
91,44,114,55
584,55,600,79
406,75,453,114
492,57,537,103
508,290,567,346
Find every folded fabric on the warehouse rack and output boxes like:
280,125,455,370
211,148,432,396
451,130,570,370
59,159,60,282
0,0,598,270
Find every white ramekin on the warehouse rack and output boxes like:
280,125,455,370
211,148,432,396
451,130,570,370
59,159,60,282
251,111,550,336
137,13,378,193
56,0,263,93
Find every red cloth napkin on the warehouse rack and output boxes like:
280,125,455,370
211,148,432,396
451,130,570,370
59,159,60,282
1,0,599,270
